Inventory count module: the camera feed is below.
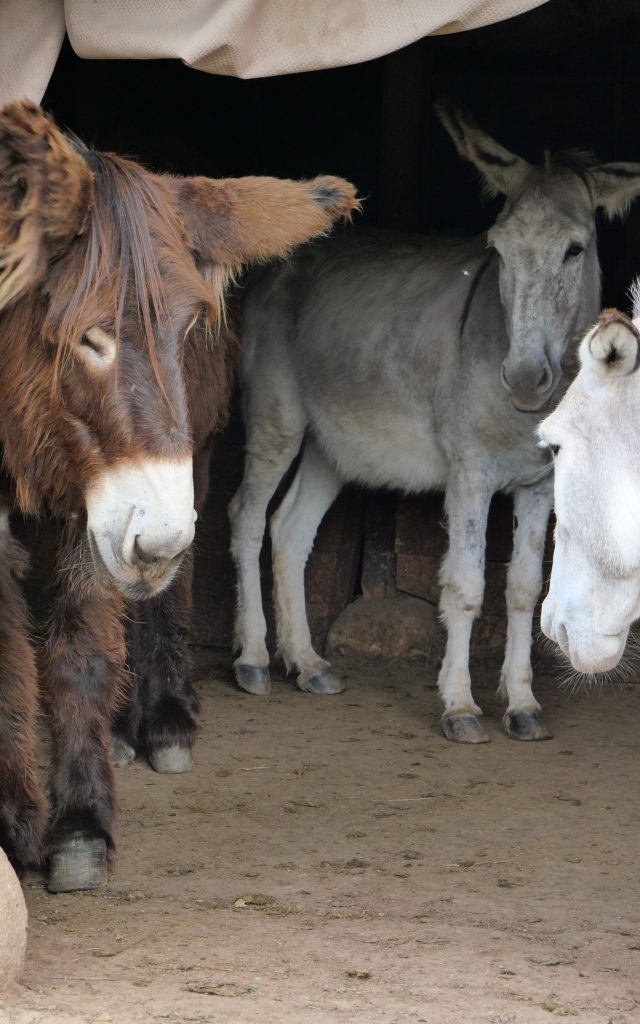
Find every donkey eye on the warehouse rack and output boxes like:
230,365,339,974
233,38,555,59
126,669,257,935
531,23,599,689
81,335,102,355
564,243,584,260
549,444,560,456
78,328,117,371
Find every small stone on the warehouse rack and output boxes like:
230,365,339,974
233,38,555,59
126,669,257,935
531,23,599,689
0,849,27,989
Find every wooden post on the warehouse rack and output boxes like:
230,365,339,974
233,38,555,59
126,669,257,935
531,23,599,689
359,37,434,599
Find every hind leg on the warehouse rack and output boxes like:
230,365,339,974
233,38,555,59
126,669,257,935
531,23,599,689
499,481,553,741
122,443,212,773
140,552,200,773
111,615,144,768
229,421,304,695
270,440,344,693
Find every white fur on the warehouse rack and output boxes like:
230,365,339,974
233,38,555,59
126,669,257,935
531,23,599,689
85,456,195,594
541,318,640,672
607,470,640,564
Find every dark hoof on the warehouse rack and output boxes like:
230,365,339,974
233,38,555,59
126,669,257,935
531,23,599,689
235,664,271,696
149,744,194,774
441,713,490,744
503,710,552,741
47,833,108,893
297,667,346,695
111,737,136,768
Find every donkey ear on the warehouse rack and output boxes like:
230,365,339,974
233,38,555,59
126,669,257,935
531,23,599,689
0,101,93,311
590,163,640,219
580,309,640,386
435,97,529,197
178,174,359,274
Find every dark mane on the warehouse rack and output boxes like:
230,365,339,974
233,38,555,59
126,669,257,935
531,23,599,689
543,148,598,194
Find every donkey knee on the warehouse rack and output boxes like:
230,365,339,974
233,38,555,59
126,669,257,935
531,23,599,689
439,580,483,620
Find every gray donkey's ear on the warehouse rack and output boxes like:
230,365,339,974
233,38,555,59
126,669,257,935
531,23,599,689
435,97,529,197
590,163,640,219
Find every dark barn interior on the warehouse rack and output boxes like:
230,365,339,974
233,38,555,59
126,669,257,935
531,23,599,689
21,0,640,667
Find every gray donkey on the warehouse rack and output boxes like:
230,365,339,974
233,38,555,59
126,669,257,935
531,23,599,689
229,99,640,743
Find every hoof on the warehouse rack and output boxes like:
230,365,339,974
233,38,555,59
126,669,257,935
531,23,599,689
441,713,490,744
235,664,271,696
149,744,194,774
111,737,136,768
503,710,552,741
297,667,346,695
47,833,108,893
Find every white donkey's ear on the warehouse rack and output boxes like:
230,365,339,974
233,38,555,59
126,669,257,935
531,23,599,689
435,97,529,197
590,163,640,219
580,309,640,386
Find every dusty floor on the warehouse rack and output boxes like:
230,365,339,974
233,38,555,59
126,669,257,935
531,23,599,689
2,659,640,1024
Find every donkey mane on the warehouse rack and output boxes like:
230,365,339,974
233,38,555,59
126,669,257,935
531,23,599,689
46,143,215,360
543,149,596,178
0,136,216,513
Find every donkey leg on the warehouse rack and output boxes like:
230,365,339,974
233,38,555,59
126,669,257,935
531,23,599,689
141,553,199,773
0,514,47,868
438,474,493,743
270,441,344,694
111,615,145,768
499,482,553,741
130,442,211,772
229,435,302,695
42,532,126,891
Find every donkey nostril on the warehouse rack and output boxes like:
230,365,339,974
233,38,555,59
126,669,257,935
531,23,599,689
537,365,552,391
133,535,159,566
132,533,192,568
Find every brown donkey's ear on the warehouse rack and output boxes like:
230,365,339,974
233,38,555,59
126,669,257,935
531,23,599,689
0,101,94,311
177,174,359,275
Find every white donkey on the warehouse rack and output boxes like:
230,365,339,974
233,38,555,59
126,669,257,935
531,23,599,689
540,302,640,674
229,99,640,743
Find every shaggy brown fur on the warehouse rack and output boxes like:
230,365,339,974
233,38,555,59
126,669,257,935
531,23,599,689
0,100,357,873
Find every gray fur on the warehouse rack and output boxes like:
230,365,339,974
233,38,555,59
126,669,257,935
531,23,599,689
229,102,640,740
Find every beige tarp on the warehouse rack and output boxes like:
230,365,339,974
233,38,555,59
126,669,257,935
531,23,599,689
0,0,549,108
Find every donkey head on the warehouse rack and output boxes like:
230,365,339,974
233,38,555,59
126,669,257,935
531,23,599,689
540,307,640,673
0,101,357,598
436,98,640,412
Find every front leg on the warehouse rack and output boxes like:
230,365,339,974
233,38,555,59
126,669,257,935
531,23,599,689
499,480,553,741
0,511,47,869
41,524,126,892
438,472,493,743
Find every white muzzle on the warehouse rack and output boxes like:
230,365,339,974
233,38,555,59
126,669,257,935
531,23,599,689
85,457,196,597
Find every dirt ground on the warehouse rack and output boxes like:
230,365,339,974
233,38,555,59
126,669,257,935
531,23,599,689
2,658,640,1024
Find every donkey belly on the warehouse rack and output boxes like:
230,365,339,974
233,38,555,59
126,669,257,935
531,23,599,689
309,405,449,493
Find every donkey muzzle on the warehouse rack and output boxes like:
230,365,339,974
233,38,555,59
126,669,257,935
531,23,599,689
542,591,628,675
85,457,196,597
501,358,556,411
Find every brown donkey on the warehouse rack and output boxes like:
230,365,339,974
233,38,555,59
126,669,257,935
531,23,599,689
0,100,357,890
